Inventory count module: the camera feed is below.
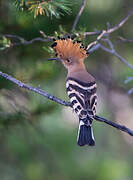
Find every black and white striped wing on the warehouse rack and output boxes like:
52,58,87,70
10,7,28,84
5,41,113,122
66,77,97,122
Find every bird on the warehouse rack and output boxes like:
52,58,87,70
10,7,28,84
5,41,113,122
49,36,97,146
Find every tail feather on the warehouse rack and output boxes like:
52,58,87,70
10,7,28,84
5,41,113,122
77,121,95,146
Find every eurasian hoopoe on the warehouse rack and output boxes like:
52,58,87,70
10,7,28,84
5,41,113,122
50,36,97,146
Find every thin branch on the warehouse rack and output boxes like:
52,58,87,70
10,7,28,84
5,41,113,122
95,115,133,136
0,31,101,48
118,36,133,43
86,30,109,50
107,8,133,34
87,43,101,54
0,71,71,107
87,39,133,70
124,77,133,95
113,51,133,70
0,34,53,47
99,38,133,70
98,7,133,37
72,0,86,31
0,71,133,137
86,7,133,50
84,31,101,37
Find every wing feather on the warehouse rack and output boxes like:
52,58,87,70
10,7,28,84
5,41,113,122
66,77,97,123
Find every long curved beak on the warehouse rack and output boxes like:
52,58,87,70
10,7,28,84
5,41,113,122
47,57,62,61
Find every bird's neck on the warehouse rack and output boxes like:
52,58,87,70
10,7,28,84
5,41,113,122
67,62,86,75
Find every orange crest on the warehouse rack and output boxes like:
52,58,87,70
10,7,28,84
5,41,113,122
51,38,88,60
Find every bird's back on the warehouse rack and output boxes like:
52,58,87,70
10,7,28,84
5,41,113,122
67,70,95,83
66,70,97,119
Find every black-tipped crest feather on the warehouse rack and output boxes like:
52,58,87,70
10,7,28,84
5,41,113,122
51,37,88,60
51,42,57,48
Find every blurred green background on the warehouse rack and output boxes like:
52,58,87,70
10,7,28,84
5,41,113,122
0,0,133,179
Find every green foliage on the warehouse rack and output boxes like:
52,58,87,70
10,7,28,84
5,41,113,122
13,0,72,18
0,37,11,50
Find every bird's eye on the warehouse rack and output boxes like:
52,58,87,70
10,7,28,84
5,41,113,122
66,58,71,63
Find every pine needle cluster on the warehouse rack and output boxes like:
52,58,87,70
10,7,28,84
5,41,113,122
14,0,72,18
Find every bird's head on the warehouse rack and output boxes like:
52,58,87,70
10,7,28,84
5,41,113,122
49,37,88,71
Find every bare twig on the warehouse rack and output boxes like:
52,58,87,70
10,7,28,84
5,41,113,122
112,51,133,70
99,38,133,70
95,115,133,136
86,7,133,50
0,71,133,137
0,71,71,107
100,8,133,36
84,31,101,37
124,77,133,95
86,30,110,50
87,43,101,54
85,9,133,70
0,31,101,48
0,34,53,46
118,36,133,43
72,0,86,31
87,39,133,70
107,8,133,34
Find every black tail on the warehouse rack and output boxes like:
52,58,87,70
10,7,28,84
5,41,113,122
77,121,95,146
